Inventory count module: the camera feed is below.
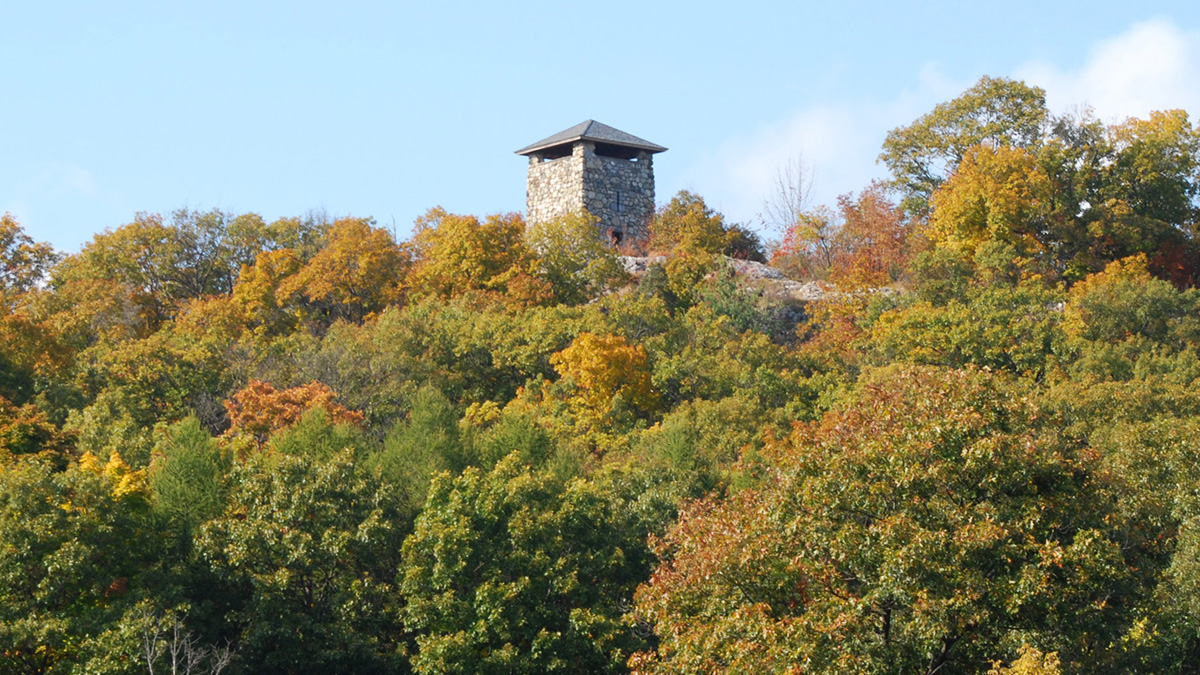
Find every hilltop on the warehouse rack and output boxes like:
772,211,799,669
2,76,1200,675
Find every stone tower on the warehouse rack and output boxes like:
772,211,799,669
516,120,667,245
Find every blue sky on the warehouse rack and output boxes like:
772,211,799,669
4,1,1200,252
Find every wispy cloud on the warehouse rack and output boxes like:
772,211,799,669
688,18,1200,232
3,162,122,252
1016,18,1200,123
18,163,99,200
685,64,968,229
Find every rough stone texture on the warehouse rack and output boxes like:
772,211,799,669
618,255,667,275
526,141,656,245
617,254,837,302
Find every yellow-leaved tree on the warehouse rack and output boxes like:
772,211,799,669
278,217,405,324
927,145,1052,260
550,332,660,429
404,208,551,305
988,645,1061,675
233,248,303,335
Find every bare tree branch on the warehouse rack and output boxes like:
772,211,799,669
762,155,815,235
139,605,236,675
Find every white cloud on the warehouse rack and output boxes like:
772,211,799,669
686,18,1200,234
1016,19,1200,124
685,64,971,230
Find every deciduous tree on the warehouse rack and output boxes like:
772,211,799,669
196,450,407,674
222,380,363,444
525,212,629,305
401,454,652,674
0,213,59,295
405,208,549,305
551,332,660,427
633,366,1156,675
279,217,405,324
881,76,1049,213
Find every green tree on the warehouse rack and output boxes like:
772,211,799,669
1106,109,1200,231
371,385,467,511
866,275,1066,377
148,417,229,534
880,76,1049,213
0,455,161,674
0,396,71,466
648,192,765,305
400,453,652,674
71,322,231,442
525,212,629,305
196,450,407,674
1061,254,1194,345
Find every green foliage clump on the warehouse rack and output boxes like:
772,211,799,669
401,453,653,675
197,449,407,674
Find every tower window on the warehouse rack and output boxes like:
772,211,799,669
594,142,639,160
540,145,572,160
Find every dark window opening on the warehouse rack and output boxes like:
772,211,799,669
540,145,572,161
594,142,640,160
608,228,624,245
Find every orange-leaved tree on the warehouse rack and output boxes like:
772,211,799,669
223,380,363,444
774,184,911,288
632,366,1157,675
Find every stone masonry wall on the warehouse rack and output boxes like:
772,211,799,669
580,143,655,244
526,146,586,224
526,141,655,245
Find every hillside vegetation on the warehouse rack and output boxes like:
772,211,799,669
3,77,1200,675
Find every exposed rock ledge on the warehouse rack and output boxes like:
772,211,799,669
618,255,833,302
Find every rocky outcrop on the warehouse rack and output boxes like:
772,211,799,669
617,255,834,302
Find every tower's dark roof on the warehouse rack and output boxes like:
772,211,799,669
515,120,667,155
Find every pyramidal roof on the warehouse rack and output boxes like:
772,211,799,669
516,120,667,155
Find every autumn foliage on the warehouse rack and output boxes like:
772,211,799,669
774,183,912,289
223,380,364,443
551,332,661,424
2,76,1200,675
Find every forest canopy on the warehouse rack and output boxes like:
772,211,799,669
2,77,1200,675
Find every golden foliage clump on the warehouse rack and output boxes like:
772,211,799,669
282,218,404,314
988,645,1061,675
550,332,660,424
927,145,1051,259
77,451,146,499
234,248,303,335
405,208,552,306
